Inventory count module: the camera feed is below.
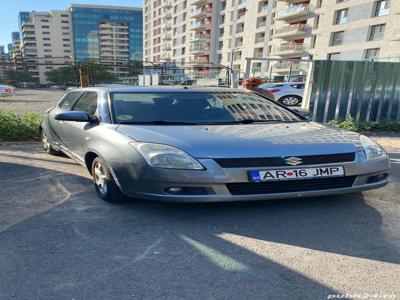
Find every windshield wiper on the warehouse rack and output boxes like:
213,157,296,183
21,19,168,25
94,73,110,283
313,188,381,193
204,119,302,125
119,120,199,125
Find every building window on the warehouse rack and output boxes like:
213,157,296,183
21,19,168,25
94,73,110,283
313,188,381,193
365,48,380,60
331,31,344,46
374,0,389,17
314,15,320,29
369,24,385,41
41,19,49,23
328,53,341,60
316,0,323,8
310,35,317,49
334,9,348,24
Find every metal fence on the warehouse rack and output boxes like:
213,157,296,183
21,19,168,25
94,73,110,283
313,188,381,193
1,58,231,88
308,60,400,123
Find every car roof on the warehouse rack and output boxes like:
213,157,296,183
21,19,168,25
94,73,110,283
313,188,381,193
72,86,246,93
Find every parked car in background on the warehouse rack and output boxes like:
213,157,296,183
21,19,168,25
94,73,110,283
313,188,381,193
0,84,16,96
259,82,305,106
49,85,68,90
40,86,390,203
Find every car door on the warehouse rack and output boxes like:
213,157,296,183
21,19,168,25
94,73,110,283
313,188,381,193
61,91,99,159
48,91,83,147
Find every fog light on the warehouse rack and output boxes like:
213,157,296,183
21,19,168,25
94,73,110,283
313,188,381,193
367,174,388,184
166,187,183,194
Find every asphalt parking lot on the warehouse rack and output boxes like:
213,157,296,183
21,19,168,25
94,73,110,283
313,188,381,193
0,141,400,299
0,88,65,114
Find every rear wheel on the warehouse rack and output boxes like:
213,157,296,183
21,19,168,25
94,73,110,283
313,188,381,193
41,129,60,155
278,95,302,106
92,157,124,202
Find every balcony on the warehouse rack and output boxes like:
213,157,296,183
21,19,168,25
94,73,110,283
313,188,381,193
272,61,305,74
161,0,172,8
161,12,172,19
257,21,266,29
188,57,209,64
162,34,172,41
161,23,172,30
191,21,211,31
276,0,309,4
273,24,307,39
275,4,312,22
191,33,211,43
271,43,308,56
255,36,265,44
191,0,211,6
191,7,212,19
259,4,268,14
190,44,210,55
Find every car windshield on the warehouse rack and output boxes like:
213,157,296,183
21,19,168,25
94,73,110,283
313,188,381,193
110,91,304,125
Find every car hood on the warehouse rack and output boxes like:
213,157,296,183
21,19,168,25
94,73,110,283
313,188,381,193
116,122,362,158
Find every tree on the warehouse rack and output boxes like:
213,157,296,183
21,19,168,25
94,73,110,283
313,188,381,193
45,66,77,85
45,63,117,86
3,70,33,86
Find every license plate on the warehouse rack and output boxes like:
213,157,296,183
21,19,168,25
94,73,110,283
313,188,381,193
248,167,345,182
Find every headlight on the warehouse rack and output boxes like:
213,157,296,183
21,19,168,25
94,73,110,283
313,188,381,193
129,142,204,170
359,135,387,161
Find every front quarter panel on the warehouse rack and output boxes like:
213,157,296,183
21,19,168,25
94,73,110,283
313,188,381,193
84,125,148,189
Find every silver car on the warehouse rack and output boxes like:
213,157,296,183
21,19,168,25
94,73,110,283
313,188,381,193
40,87,390,202
259,82,304,106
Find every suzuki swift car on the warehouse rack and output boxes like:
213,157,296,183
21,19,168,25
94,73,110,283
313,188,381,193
40,87,390,202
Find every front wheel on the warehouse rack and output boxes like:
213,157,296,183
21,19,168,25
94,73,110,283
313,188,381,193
278,95,302,106
41,129,61,155
92,157,125,202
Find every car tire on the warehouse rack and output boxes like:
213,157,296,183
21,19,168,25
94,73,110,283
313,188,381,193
91,157,124,202
41,129,61,155
278,95,302,106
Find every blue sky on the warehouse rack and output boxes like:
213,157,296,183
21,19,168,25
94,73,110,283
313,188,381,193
0,0,142,51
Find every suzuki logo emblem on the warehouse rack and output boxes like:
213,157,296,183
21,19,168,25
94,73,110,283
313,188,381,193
284,157,303,166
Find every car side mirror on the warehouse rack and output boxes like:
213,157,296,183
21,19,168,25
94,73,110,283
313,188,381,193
55,111,98,123
292,108,311,120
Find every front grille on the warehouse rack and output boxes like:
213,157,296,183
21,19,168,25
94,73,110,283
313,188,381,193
227,176,357,195
215,153,355,168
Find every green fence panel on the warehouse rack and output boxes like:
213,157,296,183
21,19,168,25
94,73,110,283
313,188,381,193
309,60,400,123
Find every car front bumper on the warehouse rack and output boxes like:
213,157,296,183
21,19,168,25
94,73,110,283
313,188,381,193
113,153,391,202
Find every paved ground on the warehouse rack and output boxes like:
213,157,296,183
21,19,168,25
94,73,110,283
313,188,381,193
0,141,399,300
0,89,65,114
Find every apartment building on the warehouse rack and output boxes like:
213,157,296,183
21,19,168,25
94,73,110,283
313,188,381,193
0,46,6,79
309,0,400,61
18,10,73,84
69,4,143,67
144,0,400,81
10,32,24,71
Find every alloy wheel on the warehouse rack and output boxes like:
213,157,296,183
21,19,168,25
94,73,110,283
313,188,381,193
94,162,108,196
42,130,51,152
282,96,300,106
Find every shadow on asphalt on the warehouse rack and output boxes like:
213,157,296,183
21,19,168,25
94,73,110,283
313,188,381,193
0,161,399,299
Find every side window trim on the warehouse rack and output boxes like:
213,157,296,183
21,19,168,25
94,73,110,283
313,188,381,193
72,91,99,115
58,91,83,110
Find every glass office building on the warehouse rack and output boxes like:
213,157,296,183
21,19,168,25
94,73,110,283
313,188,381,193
69,4,143,61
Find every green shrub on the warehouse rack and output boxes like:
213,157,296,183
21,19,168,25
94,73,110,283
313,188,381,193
328,117,400,132
0,111,43,141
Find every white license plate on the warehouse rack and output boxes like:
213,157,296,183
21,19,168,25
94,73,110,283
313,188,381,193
248,166,345,182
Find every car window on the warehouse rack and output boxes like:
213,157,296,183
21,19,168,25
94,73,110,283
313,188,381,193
290,84,305,89
73,92,98,115
59,91,81,110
